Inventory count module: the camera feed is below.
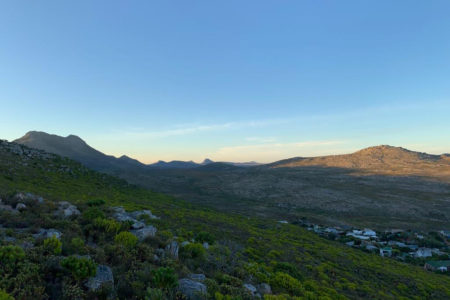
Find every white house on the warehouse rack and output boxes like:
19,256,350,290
414,248,432,258
363,229,376,237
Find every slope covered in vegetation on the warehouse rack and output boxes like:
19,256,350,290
1,140,450,300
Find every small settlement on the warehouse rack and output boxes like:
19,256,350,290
286,220,450,274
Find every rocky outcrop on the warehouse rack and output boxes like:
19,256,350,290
33,228,62,239
130,225,157,241
86,265,114,295
129,209,159,220
243,283,258,297
178,278,207,300
187,274,205,282
15,203,27,211
165,241,179,259
113,207,159,227
257,283,272,295
14,192,44,204
55,201,80,218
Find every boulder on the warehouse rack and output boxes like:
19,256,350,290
178,278,207,300
33,228,62,240
131,225,157,241
112,207,135,222
243,283,257,296
202,242,209,249
257,283,272,295
165,241,179,259
16,203,27,211
85,265,114,293
130,209,159,220
131,220,145,229
56,201,80,218
187,274,206,282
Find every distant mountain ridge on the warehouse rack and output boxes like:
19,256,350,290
270,145,450,178
13,131,258,172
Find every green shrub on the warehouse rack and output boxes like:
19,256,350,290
180,243,206,260
195,231,215,245
82,207,105,222
151,267,178,291
43,236,62,255
94,217,121,234
87,199,106,207
61,256,97,281
270,272,303,295
0,289,14,300
115,231,138,248
145,287,165,300
70,237,85,253
0,245,25,265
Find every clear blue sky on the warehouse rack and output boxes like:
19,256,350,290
1,1,449,163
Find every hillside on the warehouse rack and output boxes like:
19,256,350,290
13,132,450,231
1,140,450,299
271,145,450,179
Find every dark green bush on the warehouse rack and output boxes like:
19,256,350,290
180,243,206,260
151,267,178,291
61,256,97,281
0,245,25,265
82,207,105,222
43,236,62,255
195,231,215,245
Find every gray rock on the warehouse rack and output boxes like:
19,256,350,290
187,274,206,282
178,278,207,300
181,241,190,247
3,236,17,243
112,207,135,222
257,283,272,295
202,242,209,249
0,203,16,213
131,225,157,240
131,220,145,229
129,209,159,220
16,203,26,211
33,228,62,239
165,241,179,259
56,201,80,218
86,265,114,292
243,283,257,296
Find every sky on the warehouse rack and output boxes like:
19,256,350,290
1,1,449,163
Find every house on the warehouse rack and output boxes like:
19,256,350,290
424,260,450,272
346,232,370,240
439,230,450,239
388,241,406,247
380,247,392,257
363,229,376,237
414,248,432,258
431,248,446,256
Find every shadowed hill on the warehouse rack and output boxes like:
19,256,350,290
270,145,450,179
14,131,146,173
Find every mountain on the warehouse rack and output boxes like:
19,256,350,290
14,131,146,174
147,160,201,169
270,145,450,178
14,131,254,171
